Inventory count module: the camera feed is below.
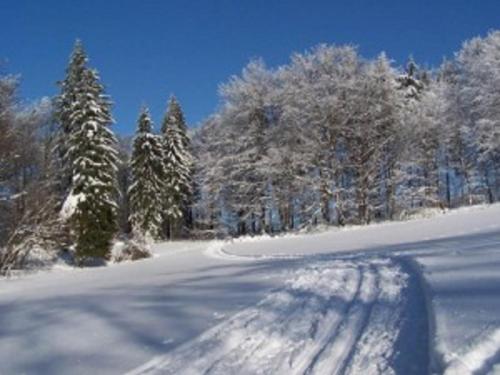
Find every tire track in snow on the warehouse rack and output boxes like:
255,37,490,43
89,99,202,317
126,258,427,375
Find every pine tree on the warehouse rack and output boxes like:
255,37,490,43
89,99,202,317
57,41,119,264
160,96,193,238
128,107,165,239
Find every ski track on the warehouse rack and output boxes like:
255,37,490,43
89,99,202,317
127,258,424,375
443,328,500,375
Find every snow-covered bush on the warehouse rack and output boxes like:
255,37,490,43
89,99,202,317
0,196,70,275
111,238,151,263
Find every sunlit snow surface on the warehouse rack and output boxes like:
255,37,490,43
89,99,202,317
1,204,500,374
128,259,423,375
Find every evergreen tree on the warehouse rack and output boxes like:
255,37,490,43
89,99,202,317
57,41,119,264
163,96,190,150
116,135,133,234
54,40,88,197
396,57,424,101
128,107,165,239
160,96,193,238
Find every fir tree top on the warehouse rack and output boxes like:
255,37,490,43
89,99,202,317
159,96,193,224
406,56,418,78
397,55,425,101
161,96,188,143
137,106,153,133
129,106,165,238
58,40,88,95
56,40,89,133
70,40,87,67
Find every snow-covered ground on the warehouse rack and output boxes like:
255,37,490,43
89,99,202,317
1,204,500,374
128,258,425,375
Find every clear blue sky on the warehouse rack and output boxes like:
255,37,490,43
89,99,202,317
1,0,499,134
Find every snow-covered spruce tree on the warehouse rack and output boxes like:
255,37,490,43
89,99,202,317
115,135,133,234
160,96,193,238
396,57,424,102
54,40,88,199
128,107,165,239
165,96,194,229
58,43,119,264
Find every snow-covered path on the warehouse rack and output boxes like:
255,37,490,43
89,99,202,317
1,205,500,374
127,258,427,375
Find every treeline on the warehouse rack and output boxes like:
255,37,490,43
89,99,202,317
1,31,500,270
192,31,500,236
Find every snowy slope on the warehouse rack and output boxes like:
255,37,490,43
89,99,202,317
218,205,500,375
0,242,288,374
1,204,500,374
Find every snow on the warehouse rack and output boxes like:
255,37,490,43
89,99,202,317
60,192,86,220
221,204,500,259
1,204,500,374
110,240,127,259
415,242,500,374
127,259,414,375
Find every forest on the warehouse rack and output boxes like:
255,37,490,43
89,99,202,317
1,30,499,272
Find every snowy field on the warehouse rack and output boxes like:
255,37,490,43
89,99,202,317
1,205,500,374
